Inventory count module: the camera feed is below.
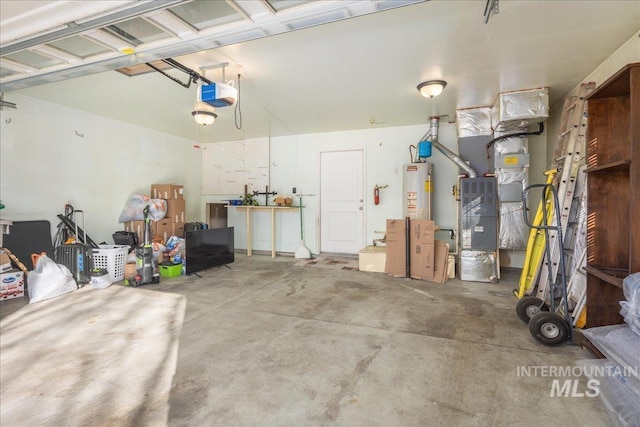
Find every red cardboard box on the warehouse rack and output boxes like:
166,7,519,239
1,270,25,301
151,184,183,200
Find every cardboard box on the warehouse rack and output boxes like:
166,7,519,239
430,241,449,284
1,270,25,301
124,263,137,280
166,199,185,223
384,219,436,279
154,219,173,242
359,245,387,273
151,184,184,200
447,254,456,279
274,196,293,206
0,250,11,273
384,219,407,277
172,222,185,238
125,220,145,245
409,220,435,280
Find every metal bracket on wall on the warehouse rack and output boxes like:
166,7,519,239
483,0,499,24
0,93,17,110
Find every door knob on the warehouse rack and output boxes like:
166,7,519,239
359,206,363,210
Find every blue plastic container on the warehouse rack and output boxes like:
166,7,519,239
418,140,432,159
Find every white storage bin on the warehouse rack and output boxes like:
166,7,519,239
92,245,129,282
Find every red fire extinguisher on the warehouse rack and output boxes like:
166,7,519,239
374,185,380,205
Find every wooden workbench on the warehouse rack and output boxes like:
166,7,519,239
228,205,300,258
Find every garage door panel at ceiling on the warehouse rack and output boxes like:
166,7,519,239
0,0,427,92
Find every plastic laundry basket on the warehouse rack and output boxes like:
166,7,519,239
92,245,129,282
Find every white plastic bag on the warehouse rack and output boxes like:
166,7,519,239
28,254,77,303
118,194,167,222
620,272,640,336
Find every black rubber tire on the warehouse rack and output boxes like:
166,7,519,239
515,296,549,324
528,312,569,346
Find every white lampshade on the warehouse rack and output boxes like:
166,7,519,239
417,80,447,98
192,101,217,125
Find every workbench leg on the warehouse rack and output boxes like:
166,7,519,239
246,208,252,256
271,208,276,258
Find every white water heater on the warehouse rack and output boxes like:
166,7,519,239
402,163,433,220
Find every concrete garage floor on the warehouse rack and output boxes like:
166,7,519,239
1,254,609,426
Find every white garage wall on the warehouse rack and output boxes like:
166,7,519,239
226,121,536,262
2,32,634,268
547,31,640,165
2,93,548,268
0,94,202,245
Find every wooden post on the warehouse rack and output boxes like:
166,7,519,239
246,207,252,256
271,208,276,258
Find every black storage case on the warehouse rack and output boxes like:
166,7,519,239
55,210,92,284
55,244,92,284
183,222,208,237
113,231,137,250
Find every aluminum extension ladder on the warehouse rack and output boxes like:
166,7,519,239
533,82,595,302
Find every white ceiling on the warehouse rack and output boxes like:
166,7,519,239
2,0,639,143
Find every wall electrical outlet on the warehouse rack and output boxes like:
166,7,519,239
292,187,297,194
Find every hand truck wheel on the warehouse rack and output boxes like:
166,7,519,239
528,312,570,346
515,296,549,323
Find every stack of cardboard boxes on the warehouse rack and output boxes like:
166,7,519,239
151,184,185,242
124,184,186,243
384,219,449,283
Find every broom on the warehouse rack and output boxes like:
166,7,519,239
294,194,311,259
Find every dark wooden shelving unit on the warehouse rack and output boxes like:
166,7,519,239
582,62,639,330
584,159,630,174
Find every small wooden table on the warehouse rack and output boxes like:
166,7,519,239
229,205,300,258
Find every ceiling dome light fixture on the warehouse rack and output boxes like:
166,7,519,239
192,109,217,126
417,80,447,98
192,97,217,126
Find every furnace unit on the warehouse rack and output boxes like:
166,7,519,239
459,176,499,282
410,115,499,283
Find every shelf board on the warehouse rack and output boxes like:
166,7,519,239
227,205,301,211
573,330,606,359
585,159,631,173
585,266,625,288
585,62,639,99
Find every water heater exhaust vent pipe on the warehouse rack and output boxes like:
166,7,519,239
418,116,477,178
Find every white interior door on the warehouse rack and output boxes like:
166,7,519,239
320,150,364,254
